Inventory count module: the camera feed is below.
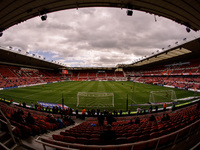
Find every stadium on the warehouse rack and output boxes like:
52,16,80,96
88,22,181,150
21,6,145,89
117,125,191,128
0,0,200,150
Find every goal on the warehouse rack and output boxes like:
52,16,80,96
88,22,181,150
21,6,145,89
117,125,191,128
149,90,177,103
77,92,114,107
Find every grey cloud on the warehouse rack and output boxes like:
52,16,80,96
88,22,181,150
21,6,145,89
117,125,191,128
0,7,199,67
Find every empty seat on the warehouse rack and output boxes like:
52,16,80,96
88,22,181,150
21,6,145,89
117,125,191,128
76,137,88,145
63,136,76,143
52,134,64,141
88,138,101,145
116,137,128,144
127,136,138,143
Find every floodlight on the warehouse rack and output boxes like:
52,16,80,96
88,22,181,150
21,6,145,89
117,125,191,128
186,27,190,33
126,10,133,16
41,14,47,21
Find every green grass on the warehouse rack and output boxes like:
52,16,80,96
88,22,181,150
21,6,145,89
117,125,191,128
0,81,199,111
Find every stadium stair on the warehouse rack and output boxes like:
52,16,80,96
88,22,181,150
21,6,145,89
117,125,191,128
0,130,18,150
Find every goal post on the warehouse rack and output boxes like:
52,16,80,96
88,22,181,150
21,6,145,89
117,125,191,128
77,92,114,108
149,90,177,103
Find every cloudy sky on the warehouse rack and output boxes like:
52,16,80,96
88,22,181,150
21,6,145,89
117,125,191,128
0,7,199,67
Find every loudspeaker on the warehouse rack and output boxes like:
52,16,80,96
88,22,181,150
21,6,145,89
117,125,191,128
41,15,47,21
186,27,190,33
126,10,133,16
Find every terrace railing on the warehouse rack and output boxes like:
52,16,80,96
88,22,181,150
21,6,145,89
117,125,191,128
35,117,200,150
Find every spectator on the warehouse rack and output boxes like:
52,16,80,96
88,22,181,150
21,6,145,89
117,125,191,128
56,117,65,128
63,115,75,125
97,109,100,116
52,106,56,113
149,105,152,113
82,108,86,120
48,114,56,123
163,103,167,111
38,105,41,111
30,102,34,109
149,115,156,121
135,117,140,124
12,111,24,123
128,109,131,115
55,106,58,113
35,103,38,110
87,109,91,116
166,114,170,121
76,108,79,118
155,105,158,112
25,112,35,124
172,102,176,111
91,108,95,116
106,112,115,125
46,106,51,112
161,114,166,122
165,92,168,98
59,107,62,114
69,108,73,116
22,102,26,108
119,110,122,116
10,98,13,104
137,107,140,115
98,113,105,126
143,108,146,114
128,119,134,125
100,124,116,144
140,107,143,114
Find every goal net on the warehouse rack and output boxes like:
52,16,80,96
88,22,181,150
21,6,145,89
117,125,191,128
149,90,177,103
77,92,114,107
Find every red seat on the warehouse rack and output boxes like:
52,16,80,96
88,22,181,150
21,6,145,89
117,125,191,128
116,137,128,144
63,136,76,143
60,131,69,136
147,139,159,149
133,142,147,150
81,133,90,139
32,125,41,134
90,134,100,138
150,132,159,139
140,134,150,141
88,138,101,145
52,134,64,141
127,136,138,143
159,130,167,136
76,137,88,145
102,147,118,150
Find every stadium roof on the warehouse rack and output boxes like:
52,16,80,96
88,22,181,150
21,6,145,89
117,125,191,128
118,37,200,68
0,0,200,33
0,46,64,70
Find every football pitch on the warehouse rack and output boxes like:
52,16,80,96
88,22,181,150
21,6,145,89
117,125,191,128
0,81,199,111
